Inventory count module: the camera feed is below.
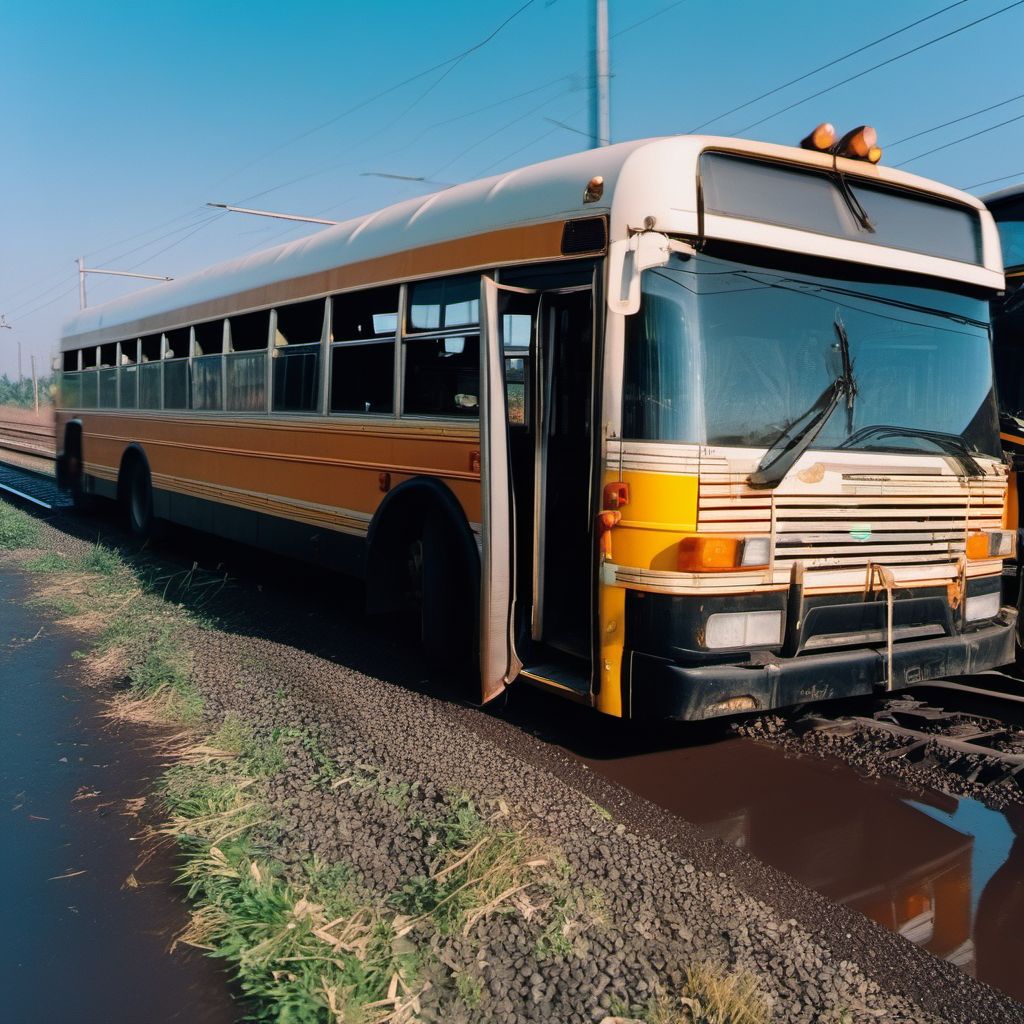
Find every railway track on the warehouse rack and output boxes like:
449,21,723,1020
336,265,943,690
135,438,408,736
0,421,65,509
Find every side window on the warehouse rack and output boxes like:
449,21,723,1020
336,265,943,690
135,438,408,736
139,335,163,409
99,342,118,407
226,310,269,411
404,276,480,418
119,340,139,410
330,286,398,415
503,311,532,426
80,346,98,409
273,299,324,413
61,350,81,408
163,328,190,410
193,320,225,411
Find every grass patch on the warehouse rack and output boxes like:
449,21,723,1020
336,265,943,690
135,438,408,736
645,963,771,1024
24,551,72,572
77,542,124,575
0,500,41,549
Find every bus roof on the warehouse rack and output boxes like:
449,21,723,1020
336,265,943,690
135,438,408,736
63,134,1000,349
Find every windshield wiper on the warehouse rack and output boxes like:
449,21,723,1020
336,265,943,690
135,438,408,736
748,318,858,490
833,167,874,233
837,424,985,476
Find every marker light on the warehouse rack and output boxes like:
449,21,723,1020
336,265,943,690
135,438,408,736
867,145,883,164
583,176,604,204
836,125,878,160
677,536,770,572
966,529,1014,559
800,122,836,152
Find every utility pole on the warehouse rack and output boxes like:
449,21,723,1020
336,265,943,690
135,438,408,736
77,256,87,311
17,341,22,383
591,0,611,148
31,355,38,414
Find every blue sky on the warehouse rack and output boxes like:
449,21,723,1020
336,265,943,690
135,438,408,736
2,0,1022,377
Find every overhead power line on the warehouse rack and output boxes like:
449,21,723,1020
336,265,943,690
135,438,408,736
962,169,1024,190
734,0,1024,135
689,0,968,132
213,0,540,187
889,90,1024,146
896,109,1024,166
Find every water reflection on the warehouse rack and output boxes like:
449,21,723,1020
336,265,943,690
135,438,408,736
580,737,1023,1001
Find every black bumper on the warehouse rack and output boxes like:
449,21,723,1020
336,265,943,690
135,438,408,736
627,611,1017,721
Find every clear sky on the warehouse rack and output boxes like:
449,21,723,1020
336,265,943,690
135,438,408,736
1,0,1022,377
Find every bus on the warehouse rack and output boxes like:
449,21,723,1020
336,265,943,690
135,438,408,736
56,128,1016,720
984,184,1024,622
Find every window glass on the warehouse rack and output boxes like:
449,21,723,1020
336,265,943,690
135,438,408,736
276,299,325,346
404,335,480,417
119,340,137,365
164,327,189,359
163,359,190,410
99,342,117,368
505,356,527,425
194,320,223,356
140,334,162,363
990,196,1024,270
331,286,399,341
139,362,162,408
61,373,81,408
229,310,270,351
99,368,118,408
273,345,320,412
408,276,479,331
79,370,97,408
331,342,394,414
225,351,266,411
624,252,1000,458
192,355,223,410
700,152,983,265
62,351,79,372
82,347,98,370
119,365,138,409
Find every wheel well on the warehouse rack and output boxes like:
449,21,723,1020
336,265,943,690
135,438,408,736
364,478,479,615
116,444,150,506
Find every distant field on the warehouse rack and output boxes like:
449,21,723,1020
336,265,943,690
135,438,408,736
0,404,54,426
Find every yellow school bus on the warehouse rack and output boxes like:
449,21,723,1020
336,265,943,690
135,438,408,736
57,129,1016,718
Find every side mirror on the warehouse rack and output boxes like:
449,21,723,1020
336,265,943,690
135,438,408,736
607,232,695,316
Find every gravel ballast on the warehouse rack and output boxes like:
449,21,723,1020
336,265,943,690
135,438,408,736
5,498,1024,1023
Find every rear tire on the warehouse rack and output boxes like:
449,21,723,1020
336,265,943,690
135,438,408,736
126,459,155,537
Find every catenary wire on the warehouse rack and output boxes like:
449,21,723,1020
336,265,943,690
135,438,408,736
689,0,968,132
734,0,1024,135
962,169,1024,189
895,109,1024,166
888,90,1024,146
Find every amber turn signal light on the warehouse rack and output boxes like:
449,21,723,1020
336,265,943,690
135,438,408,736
836,125,878,160
800,122,836,152
678,536,770,573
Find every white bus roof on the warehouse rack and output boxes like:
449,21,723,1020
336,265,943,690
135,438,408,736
63,135,1002,349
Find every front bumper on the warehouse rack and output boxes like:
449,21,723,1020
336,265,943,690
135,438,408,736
627,610,1017,720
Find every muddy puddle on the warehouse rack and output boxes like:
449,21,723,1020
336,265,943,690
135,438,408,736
0,571,237,1024
581,733,1024,1002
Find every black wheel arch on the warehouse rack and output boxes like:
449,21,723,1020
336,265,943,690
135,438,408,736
364,476,480,616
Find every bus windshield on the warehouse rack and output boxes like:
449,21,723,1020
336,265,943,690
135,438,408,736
623,251,1000,459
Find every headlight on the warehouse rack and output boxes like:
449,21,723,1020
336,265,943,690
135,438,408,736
964,592,1001,622
705,610,784,648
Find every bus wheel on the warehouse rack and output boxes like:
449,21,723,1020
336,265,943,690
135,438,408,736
418,514,474,674
126,460,155,537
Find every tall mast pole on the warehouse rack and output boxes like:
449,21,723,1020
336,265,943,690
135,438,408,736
591,0,611,147
77,257,87,310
